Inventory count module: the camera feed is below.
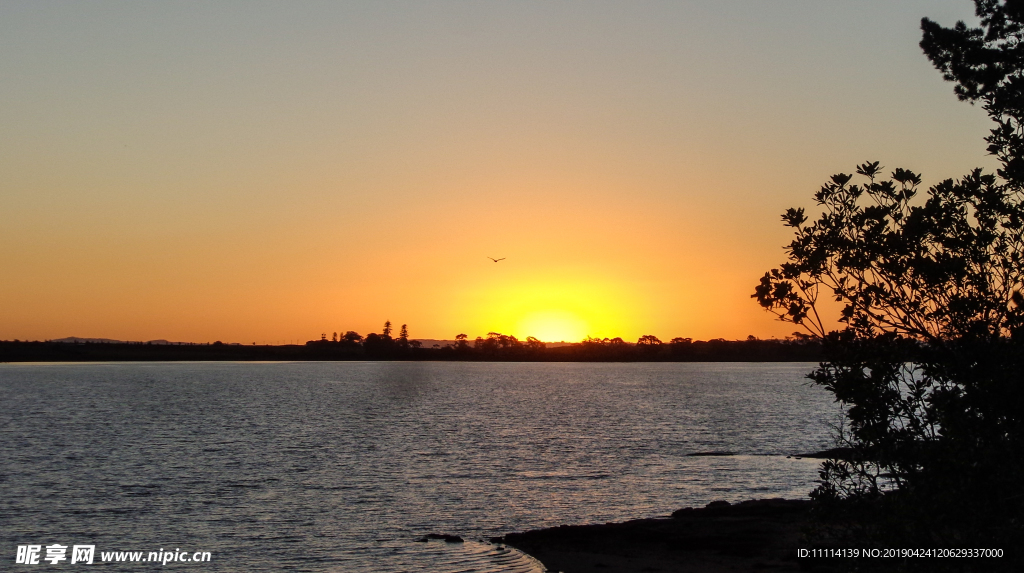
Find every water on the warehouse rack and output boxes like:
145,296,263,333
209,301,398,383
1,361,836,571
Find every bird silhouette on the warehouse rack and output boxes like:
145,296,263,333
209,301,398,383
488,257,506,262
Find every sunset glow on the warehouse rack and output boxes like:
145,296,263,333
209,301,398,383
517,310,590,343
0,1,992,344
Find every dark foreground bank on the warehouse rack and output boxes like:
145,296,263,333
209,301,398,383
496,499,821,573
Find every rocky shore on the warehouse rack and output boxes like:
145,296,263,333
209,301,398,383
496,499,821,573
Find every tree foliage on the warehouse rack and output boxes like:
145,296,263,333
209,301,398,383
754,162,1024,341
637,334,663,346
754,1,1024,562
922,0,1024,186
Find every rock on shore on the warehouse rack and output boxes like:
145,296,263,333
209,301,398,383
496,499,816,573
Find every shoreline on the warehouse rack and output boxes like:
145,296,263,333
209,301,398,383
0,339,822,363
495,499,816,573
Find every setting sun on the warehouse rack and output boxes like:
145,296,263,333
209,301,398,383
455,275,638,342
517,310,589,343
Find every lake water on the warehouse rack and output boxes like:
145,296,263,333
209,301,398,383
1,361,836,571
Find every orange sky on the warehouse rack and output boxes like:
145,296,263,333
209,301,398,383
0,1,997,344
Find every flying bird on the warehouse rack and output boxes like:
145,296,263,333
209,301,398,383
488,257,505,262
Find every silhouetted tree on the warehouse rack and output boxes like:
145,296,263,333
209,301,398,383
342,331,363,344
922,1,1024,187
475,332,521,354
525,336,546,350
666,337,692,358
398,324,409,348
756,165,1024,561
382,320,392,337
363,332,395,357
636,334,662,346
753,2,1024,561
576,336,632,360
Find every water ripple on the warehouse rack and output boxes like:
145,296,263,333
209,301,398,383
0,361,833,571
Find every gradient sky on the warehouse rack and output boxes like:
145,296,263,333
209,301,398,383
0,1,997,344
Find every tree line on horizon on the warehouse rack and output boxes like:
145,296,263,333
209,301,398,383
306,320,822,361
0,331,823,362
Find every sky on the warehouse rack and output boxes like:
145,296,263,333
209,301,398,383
0,0,998,344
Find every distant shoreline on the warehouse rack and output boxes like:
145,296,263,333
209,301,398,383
0,338,822,363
